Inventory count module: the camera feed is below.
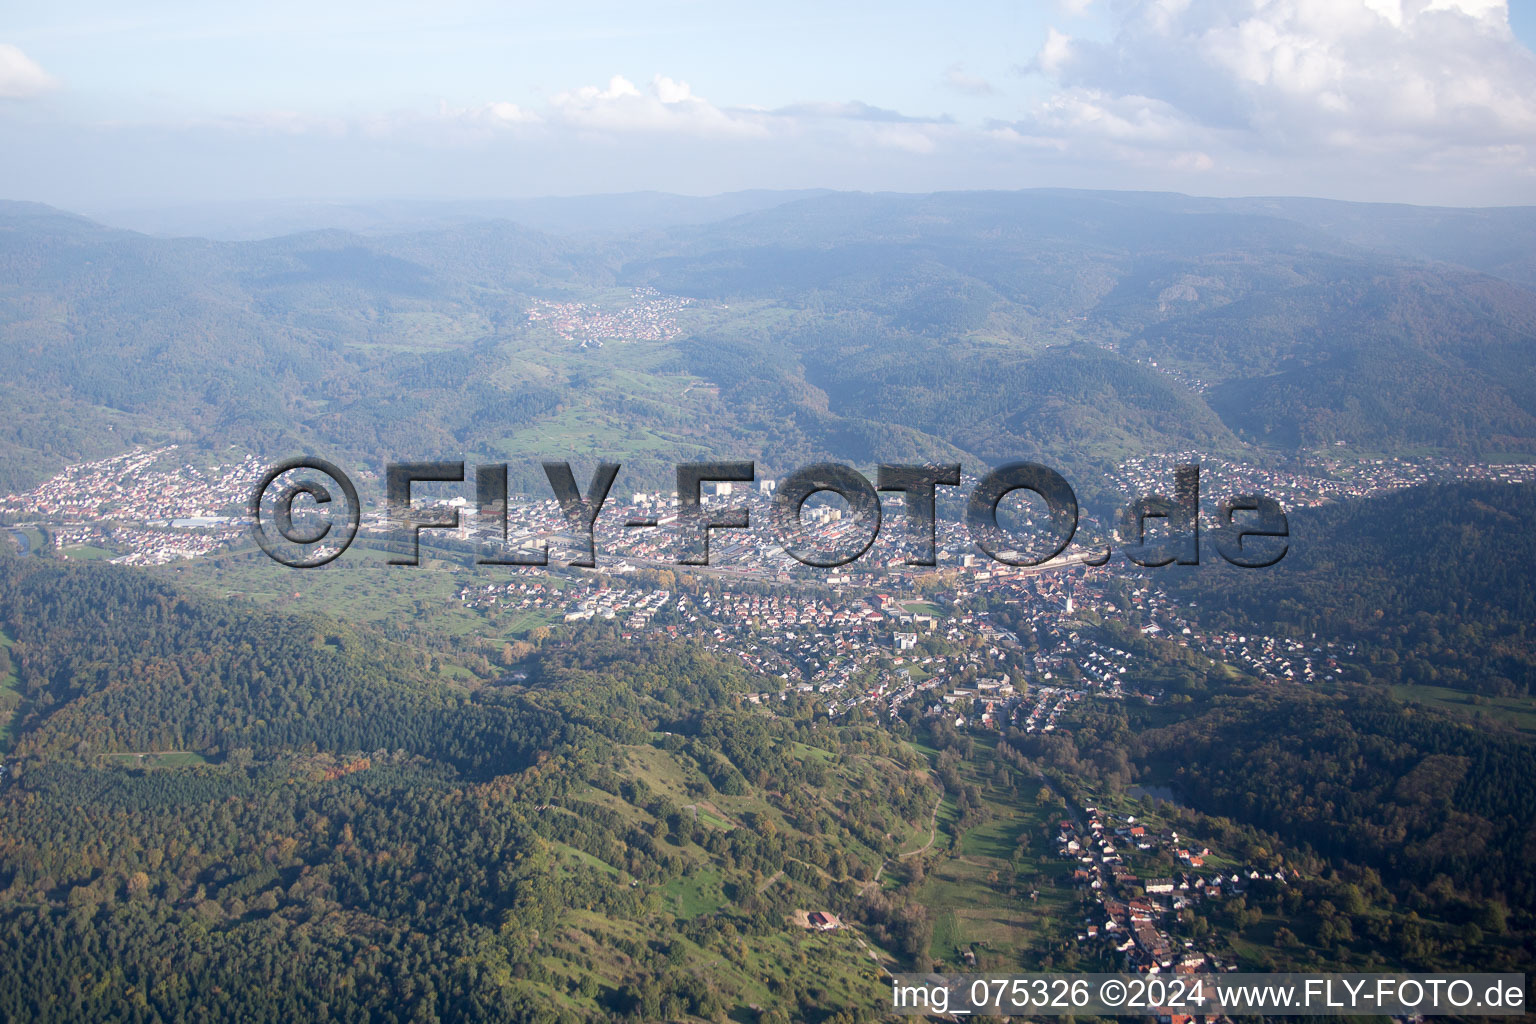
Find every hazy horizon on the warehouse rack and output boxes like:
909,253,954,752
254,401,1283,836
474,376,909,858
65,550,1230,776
3,184,1529,245
4,1,1536,209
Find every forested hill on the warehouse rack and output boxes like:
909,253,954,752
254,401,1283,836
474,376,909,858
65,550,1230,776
1134,686,1536,937
0,555,939,1022
2,190,1535,495
1167,481,1536,696
0,555,573,773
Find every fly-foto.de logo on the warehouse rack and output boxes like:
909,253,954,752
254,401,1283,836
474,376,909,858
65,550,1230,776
248,458,1288,571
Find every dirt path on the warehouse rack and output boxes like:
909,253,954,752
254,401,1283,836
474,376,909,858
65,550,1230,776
870,780,943,886
898,789,943,860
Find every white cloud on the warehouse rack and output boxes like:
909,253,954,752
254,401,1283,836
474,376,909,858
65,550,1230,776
420,100,541,136
549,74,769,138
1034,89,1196,146
478,101,539,126
865,124,940,154
0,43,57,99
769,99,949,124
943,63,995,95
1035,28,1075,76
652,75,693,105
1016,0,1536,167
151,73,955,156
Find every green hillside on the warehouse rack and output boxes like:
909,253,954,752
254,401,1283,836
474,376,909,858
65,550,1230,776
3,191,1535,497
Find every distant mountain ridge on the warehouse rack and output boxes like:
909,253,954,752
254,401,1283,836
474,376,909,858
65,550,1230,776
75,190,839,241
66,187,1536,290
0,189,1533,495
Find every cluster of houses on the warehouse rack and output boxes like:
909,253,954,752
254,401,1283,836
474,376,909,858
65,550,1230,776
100,524,240,566
1193,631,1335,683
684,588,906,687
1013,686,1081,733
1111,450,1535,516
0,445,261,564
0,445,261,525
708,592,969,710
458,577,566,615
0,444,265,565
443,485,1353,732
712,590,891,630
452,541,1177,730
1060,806,1293,975
1124,583,1349,684
458,577,677,629
12,444,1496,738
523,286,694,344
561,587,671,626
1131,354,1209,393
586,480,1118,586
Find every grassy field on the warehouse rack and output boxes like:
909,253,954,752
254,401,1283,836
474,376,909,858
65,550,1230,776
913,736,1077,971
693,805,733,830
1393,683,1536,734
154,543,564,688
549,840,622,879
661,870,728,918
59,543,117,561
161,541,564,644
0,626,20,752
542,905,888,1022
103,751,210,768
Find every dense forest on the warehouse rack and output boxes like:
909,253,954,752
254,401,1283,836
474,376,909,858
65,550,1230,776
1166,482,1536,696
1138,689,1536,914
998,687,1535,975
0,556,949,1022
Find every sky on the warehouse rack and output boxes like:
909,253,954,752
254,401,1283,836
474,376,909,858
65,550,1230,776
3,0,1536,210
